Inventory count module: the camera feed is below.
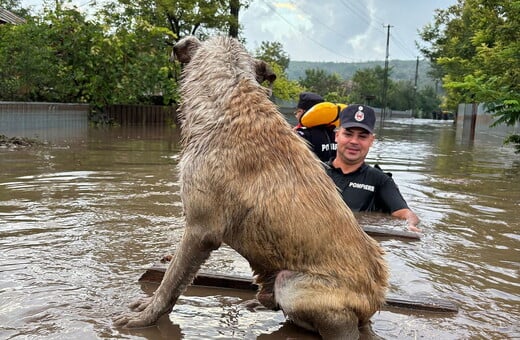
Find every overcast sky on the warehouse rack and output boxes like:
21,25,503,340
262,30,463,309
19,0,457,62
241,0,458,62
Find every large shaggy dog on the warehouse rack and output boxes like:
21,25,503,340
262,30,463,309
114,36,388,339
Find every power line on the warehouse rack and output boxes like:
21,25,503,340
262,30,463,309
253,1,419,62
390,30,419,59
337,1,419,60
339,0,386,35
294,2,351,42
259,0,359,61
339,0,418,60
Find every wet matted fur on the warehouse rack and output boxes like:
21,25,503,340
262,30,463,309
114,36,388,339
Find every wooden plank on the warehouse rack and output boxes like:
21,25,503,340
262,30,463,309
384,295,459,313
138,265,458,313
362,226,421,240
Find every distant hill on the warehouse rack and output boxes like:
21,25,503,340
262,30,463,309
287,59,437,89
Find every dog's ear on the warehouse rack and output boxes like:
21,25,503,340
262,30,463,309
254,60,277,85
171,36,202,64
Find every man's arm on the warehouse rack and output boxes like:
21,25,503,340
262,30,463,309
392,208,421,232
375,169,421,233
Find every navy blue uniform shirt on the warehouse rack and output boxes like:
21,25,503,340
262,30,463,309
297,125,337,162
325,161,409,213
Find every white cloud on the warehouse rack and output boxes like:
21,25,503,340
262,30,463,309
242,0,458,62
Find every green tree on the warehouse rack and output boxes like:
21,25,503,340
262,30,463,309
0,17,55,100
93,0,254,106
267,63,304,101
348,66,389,106
229,0,247,38
0,0,30,17
419,0,520,151
102,0,251,41
323,91,348,104
1,0,302,116
254,41,290,72
252,41,303,101
387,80,414,111
90,4,176,107
43,5,102,102
299,68,347,101
0,3,176,109
417,85,442,118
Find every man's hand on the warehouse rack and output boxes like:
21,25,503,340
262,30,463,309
392,208,421,233
407,224,421,233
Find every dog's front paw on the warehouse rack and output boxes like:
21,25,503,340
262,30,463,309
128,296,153,312
113,296,158,328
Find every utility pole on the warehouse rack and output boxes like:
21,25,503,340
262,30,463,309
412,56,419,118
381,24,392,127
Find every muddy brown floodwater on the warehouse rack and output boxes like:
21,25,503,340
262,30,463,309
0,119,518,339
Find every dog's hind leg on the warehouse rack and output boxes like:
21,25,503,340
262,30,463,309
274,270,360,340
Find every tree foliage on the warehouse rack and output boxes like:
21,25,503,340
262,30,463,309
252,41,303,101
299,68,348,103
102,0,251,41
0,3,176,112
297,64,441,114
348,66,387,106
267,63,304,101
254,41,290,71
417,85,442,118
419,0,520,150
387,80,415,113
0,0,256,112
0,0,30,17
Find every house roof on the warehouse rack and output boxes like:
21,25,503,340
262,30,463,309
0,8,26,25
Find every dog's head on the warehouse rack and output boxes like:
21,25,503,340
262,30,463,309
172,36,276,89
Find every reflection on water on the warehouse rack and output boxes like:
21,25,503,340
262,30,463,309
0,122,518,339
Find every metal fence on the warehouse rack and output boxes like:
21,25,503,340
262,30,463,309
105,104,178,126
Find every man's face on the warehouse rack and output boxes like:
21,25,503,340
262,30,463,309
335,127,375,165
294,108,305,121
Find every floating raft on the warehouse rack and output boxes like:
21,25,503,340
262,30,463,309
139,264,458,314
362,225,420,240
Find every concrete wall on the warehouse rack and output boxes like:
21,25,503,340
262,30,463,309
456,103,519,143
0,102,89,143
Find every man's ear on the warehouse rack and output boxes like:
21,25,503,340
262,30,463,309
171,36,202,64
335,129,340,142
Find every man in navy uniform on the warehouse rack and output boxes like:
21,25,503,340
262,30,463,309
294,92,337,162
326,104,421,232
